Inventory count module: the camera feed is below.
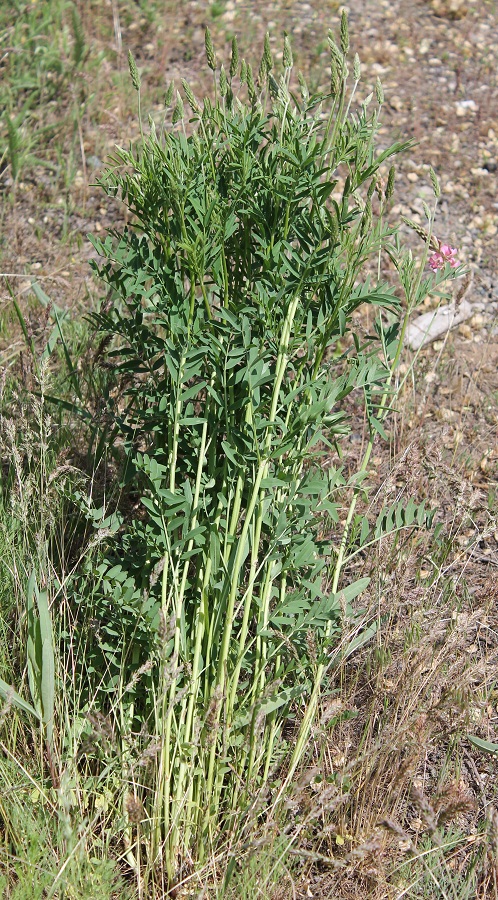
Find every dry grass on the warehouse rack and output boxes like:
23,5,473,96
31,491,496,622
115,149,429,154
1,2,498,898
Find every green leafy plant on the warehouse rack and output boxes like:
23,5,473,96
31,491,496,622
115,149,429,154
82,23,461,887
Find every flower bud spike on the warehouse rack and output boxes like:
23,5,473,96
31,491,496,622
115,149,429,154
182,79,200,114
429,167,441,199
264,32,273,72
172,91,184,124
422,200,431,221
298,71,309,102
340,10,349,56
258,55,268,86
205,27,217,71
128,50,141,91
268,73,279,99
283,34,293,69
230,35,239,79
164,80,174,107
330,56,340,96
246,62,256,102
386,165,396,201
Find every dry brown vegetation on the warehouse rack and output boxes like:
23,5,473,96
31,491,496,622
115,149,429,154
1,1,498,898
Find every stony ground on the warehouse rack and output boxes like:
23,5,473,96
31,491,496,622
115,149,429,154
1,1,498,897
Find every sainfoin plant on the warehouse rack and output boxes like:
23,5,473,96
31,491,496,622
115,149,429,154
85,20,461,886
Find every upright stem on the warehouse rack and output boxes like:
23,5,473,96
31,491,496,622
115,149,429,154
277,265,417,795
205,293,300,807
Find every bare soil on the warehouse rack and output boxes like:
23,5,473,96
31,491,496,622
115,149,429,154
1,1,498,897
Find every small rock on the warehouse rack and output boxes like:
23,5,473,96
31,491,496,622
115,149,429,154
407,172,418,182
406,299,475,350
430,0,468,18
456,99,478,116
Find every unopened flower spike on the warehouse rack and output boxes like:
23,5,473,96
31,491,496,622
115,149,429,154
164,80,175,107
429,167,441,199
283,34,293,69
298,71,309,102
128,50,141,92
182,79,200,114
205,27,217,71
264,32,273,72
340,9,349,56
230,35,239,79
258,55,268,86
246,62,256,101
386,166,396,201
172,91,185,125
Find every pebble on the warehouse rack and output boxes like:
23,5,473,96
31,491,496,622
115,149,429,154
456,99,478,116
406,299,475,350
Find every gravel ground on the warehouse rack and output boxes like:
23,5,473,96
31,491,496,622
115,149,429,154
1,2,497,896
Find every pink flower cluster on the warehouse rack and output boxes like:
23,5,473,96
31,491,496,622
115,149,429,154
429,243,459,272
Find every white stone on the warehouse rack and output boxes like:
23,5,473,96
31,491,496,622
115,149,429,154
406,300,475,350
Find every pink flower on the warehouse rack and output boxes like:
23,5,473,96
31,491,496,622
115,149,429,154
429,243,459,271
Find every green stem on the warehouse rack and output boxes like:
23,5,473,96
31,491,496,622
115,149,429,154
277,245,425,794
205,292,300,807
